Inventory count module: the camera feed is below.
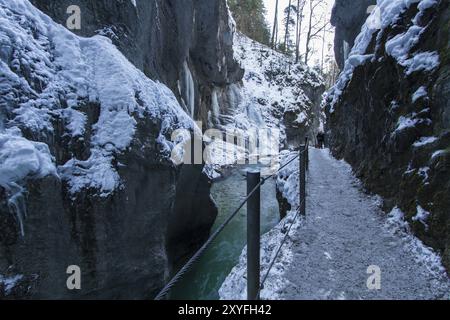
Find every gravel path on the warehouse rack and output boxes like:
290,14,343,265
279,148,449,300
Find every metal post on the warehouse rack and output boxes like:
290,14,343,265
305,138,309,171
299,148,306,215
247,170,261,300
190,132,195,165
245,136,249,165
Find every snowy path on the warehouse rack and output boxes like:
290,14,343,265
279,148,449,300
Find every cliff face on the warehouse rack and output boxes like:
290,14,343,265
326,0,450,270
30,0,244,125
231,34,325,149
331,0,376,69
0,0,241,299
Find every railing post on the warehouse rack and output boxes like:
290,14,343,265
190,132,202,165
299,147,306,215
304,137,309,171
247,170,261,300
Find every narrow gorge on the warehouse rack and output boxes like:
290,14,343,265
0,0,323,299
0,0,242,299
0,0,449,302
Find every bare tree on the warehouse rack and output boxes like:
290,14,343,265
284,0,293,53
295,0,306,63
304,0,328,65
323,43,339,88
271,0,279,49
320,21,326,71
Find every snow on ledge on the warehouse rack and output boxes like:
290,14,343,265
0,0,195,198
327,0,440,113
0,128,57,188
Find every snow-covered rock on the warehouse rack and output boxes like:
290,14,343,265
325,0,450,271
331,0,376,69
0,0,236,299
230,33,324,148
1,0,195,196
0,129,57,189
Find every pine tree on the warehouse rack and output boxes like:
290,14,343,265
228,0,271,45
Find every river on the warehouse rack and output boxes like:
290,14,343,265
170,165,281,300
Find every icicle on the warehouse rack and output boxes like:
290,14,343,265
211,88,220,123
183,61,195,118
5,182,27,237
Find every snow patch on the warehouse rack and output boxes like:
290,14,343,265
431,149,446,159
412,205,430,230
385,207,447,276
386,25,424,65
413,136,437,147
395,116,419,132
412,86,428,103
403,51,440,75
418,166,430,182
0,128,58,235
219,212,304,300
0,274,23,295
0,129,57,188
276,152,301,208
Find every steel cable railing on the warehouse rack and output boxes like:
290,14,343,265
154,143,308,300
258,200,305,296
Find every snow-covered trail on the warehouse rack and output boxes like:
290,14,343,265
279,148,450,300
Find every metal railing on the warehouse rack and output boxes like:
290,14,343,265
154,138,309,300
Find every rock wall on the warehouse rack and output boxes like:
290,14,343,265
326,0,450,270
30,0,244,124
331,0,375,69
0,0,241,299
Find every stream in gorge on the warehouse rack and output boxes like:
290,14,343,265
170,165,281,300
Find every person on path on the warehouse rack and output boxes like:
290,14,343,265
316,132,325,149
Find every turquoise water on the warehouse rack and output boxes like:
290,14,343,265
170,166,280,300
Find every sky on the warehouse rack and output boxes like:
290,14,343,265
263,0,336,68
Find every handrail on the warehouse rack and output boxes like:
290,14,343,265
154,178,267,300
154,140,309,300
259,200,304,294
